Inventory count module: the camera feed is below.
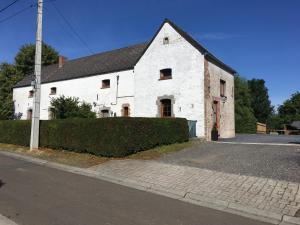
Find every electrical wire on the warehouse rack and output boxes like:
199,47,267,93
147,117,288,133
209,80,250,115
0,3,35,24
0,0,21,13
50,2,94,54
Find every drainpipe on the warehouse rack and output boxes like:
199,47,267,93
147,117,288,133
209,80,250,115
111,75,119,105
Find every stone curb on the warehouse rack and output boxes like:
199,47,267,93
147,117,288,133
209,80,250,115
1,150,299,225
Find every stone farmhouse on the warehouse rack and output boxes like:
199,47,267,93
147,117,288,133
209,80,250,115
13,19,236,140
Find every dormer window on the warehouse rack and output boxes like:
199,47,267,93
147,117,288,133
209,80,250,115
160,68,172,80
28,90,34,98
50,87,57,95
102,79,110,89
163,37,169,45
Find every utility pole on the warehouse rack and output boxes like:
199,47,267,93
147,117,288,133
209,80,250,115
30,0,43,150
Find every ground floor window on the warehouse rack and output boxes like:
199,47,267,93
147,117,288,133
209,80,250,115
27,109,32,120
122,104,130,117
101,109,110,118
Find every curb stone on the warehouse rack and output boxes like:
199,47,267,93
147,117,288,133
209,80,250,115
1,150,300,225
280,216,300,225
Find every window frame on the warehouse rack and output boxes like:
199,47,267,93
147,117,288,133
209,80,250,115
160,99,172,118
28,90,34,98
50,87,57,95
220,79,226,97
159,68,172,80
102,79,110,89
163,37,169,45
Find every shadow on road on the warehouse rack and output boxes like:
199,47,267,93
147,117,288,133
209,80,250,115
0,179,5,188
289,142,300,145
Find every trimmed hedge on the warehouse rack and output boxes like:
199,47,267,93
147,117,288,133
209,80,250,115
0,118,188,157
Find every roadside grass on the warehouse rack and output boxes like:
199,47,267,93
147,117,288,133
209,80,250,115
0,140,199,167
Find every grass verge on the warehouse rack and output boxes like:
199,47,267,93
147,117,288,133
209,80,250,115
0,140,199,167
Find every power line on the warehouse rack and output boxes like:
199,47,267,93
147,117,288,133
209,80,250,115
50,2,94,54
0,3,35,24
0,0,21,14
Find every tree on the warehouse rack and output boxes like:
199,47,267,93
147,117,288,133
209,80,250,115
50,96,96,119
0,42,59,120
278,92,300,123
248,79,273,123
15,43,59,76
234,76,257,133
0,63,22,120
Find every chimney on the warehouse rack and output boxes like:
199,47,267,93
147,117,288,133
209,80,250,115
58,55,67,68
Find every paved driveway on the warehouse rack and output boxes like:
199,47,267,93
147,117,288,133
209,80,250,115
159,142,300,183
220,134,300,144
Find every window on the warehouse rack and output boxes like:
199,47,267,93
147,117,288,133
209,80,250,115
160,99,172,117
163,37,169,45
28,90,34,98
48,108,55,120
101,109,110,118
122,105,130,117
160,69,172,80
50,87,57,95
27,109,32,120
220,80,226,97
102,79,110,88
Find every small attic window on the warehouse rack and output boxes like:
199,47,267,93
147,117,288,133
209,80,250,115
160,68,172,80
163,37,169,45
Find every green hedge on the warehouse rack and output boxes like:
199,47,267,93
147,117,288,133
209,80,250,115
0,118,189,157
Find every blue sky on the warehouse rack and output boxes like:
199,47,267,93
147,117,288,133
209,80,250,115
0,0,299,107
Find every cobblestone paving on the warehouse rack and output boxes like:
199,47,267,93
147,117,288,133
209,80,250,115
90,159,300,217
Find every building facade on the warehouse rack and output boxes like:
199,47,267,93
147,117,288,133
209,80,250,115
13,19,236,139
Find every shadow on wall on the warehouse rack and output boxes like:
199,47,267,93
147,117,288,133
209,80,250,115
0,179,5,188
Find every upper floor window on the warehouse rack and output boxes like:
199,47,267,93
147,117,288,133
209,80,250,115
102,79,110,89
50,87,57,95
163,37,169,45
160,99,172,117
220,80,226,97
28,90,34,98
160,68,172,80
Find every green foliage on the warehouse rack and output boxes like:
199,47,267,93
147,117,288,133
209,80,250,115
278,92,300,122
15,43,59,76
0,118,189,157
248,79,273,123
0,63,23,120
0,42,59,120
234,76,257,133
0,120,31,146
50,96,96,119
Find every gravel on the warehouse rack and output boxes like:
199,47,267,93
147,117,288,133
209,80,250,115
159,141,300,183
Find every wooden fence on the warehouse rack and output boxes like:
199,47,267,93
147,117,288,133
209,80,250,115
257,122,267,134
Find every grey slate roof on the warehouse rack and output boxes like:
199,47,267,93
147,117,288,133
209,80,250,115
14,42,148,88
291,121,300,129
14,19,236,88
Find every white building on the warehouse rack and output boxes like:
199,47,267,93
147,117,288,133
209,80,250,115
13,19,236,140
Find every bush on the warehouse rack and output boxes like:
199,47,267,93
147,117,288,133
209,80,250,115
0,120,31,146
0,118,189,157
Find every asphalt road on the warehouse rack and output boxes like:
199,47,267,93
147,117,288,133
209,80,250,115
0,154,271,225
160,142,300,182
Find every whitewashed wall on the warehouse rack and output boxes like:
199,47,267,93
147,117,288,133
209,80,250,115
134,23,205,137
13,69,135,119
